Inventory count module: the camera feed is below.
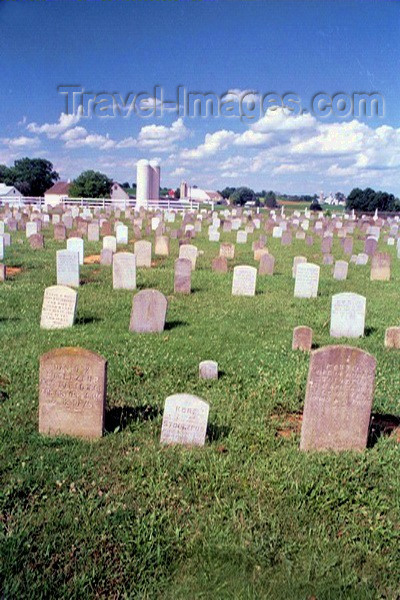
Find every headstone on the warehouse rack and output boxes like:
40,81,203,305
103,235,117,253
236,231,248,244
370,252,391,281
333,260,348,281
199,360,218,380
384,327,400,349
26,221,38,238
294,263,320,298
356,253,368,266
0,264,5,281
39,347,107,439
113,252,136,290
174,258,191,294
134,240,152,267
40,285,77,329
116,224,128,245
129,289,167,333
54,224,67,241
219,243,235,260
29,233,44,249
67,237,84,265
100,248,113,266
292,326,313,351
300,346,376,451
160,394,209,447
155,235,170,256
292,256,307,278
56,250,79,287
259,253,275,275
330,292,366,338
212,256,228,273
365,236,378,256
87,223,100,242
179,244,198,270
232,266,257,296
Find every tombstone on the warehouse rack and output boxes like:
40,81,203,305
174,258,191,294
321,237,333,254
26,221,38,238
134,240,152,268
129,289,167,333
219,243,235,260
209,230,220,242
272,226,282,238
259,253,275,276
300,346,376,451
100,248,113,266
365,236,378,256
330,292,366,338
39,347,107,439
292,256,307,278
88,223,100,242
103,235,117,253
356,253,368,266
155,236,170,257
29,233,44,250
281,231,292,246
2,233,10,247
199,360,218,380
116,224,128,245
0,264,5,282
370,252,391,281
40,285,77,329
67,237,84,265
232,266,257,296
179,244,198,270
322,254,334,265
54,224,67,241
294,263,320,298
212,256,228,273
236,230,248,244
305,236,314,246
113,252,136,290
343,237,353,255
384,327,400,349
56,250,79,287
160,394,209,447
333,260,348,281
292,326,313,351
101,221,112,237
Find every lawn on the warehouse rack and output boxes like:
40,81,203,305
1,215,400,599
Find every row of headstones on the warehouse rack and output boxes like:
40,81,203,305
38,344,379,452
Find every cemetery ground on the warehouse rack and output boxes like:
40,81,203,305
1,220,400,599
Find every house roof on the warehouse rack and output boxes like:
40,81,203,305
0,184,21,196
45,181,71,195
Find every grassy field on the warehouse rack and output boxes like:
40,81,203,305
1,216,400,599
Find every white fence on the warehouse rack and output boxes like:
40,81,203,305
0,195,200,212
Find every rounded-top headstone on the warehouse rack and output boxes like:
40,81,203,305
199,360,218,380
129,289,167,333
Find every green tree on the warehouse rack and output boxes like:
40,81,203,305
230,186,256,206
1,158,59,196
174,188,181,199
264,190,277,208
310,199,322,211
219,186,236,200
346,187,400,212
69,170,112,198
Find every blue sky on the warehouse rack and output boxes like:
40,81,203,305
1,0,399,195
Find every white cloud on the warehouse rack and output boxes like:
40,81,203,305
251,107,317,134
1,136,40,149
117,118,189,152
27,111,82,139
170,166,188,177
64,133,115,150
60,126,88,141
180,129,237,160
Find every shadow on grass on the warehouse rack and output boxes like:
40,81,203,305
76,315,101,325
367,413,400,448
364,326,376,337
165,320,187,331
311,342,320,350
207,423,231,442
105,404,160,433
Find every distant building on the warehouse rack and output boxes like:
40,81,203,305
111,182,130,201
0,183,23,204
319,191,346,206
180,183,223,204
44,181,71,207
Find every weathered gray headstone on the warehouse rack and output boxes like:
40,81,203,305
300,346,376,451
199,360,218,380
174,258,191,294
129,289,167,333
56,250,80,287
113,252,136,290
39,347,107,439
292,326,313,351
134,240,152,268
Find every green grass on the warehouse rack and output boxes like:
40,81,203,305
1,218,400,599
